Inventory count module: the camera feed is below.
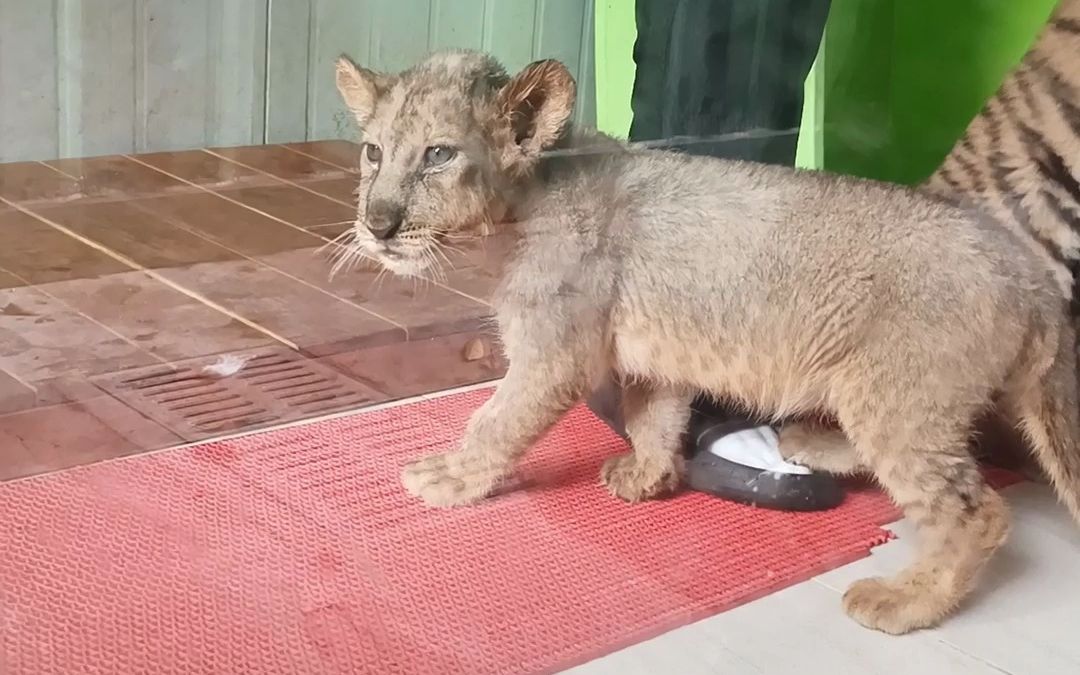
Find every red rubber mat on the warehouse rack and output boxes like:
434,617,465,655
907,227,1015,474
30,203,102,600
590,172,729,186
0,388,1015,674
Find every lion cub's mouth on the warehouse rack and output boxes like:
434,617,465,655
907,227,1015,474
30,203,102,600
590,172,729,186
331,221,476,281
373,243,403,260
328,225,429,279
365,238,435,278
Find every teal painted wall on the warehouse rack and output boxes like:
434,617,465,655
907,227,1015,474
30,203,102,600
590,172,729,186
269,0,596,144
0,0,596,162
0,0,269,161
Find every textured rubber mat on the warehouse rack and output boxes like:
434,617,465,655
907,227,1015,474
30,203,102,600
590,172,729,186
0,388,1016,674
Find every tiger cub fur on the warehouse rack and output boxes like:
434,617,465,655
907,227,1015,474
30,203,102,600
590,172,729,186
923,0,1080,309
781,0,1080,480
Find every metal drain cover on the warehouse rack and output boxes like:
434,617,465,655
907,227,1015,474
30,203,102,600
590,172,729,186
94,348,384,441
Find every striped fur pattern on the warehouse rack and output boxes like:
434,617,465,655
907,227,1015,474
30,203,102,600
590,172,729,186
783,2,1080,485
923,0,1080,310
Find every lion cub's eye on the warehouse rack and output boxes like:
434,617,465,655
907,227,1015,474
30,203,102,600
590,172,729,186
423,145,456,168
365,143,382,164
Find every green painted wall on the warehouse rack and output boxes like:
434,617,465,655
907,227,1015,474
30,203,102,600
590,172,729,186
822,0,1059,184
592,0,827,168
818,0,896,179
594,0,1062,182
594,0,637,139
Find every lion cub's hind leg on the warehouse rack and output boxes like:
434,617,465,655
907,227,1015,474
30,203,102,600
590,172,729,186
836,398,1009,634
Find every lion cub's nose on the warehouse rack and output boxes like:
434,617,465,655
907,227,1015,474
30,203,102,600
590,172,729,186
367,201,405,240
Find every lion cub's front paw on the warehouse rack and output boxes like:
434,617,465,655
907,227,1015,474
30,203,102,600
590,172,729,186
600,453,681,502
401,452,503,508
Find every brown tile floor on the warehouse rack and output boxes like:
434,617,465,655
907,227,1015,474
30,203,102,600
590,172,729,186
0,142,509,482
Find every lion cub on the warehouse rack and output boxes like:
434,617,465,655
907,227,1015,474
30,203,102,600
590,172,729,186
334,50,1080,634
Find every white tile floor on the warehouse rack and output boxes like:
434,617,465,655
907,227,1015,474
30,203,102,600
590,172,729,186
569,482,1080,675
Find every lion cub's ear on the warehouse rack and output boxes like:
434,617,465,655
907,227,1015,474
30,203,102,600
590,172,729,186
335,54,387,128
495,59,576,168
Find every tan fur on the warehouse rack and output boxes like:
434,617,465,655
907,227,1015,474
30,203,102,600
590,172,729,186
778,420,865,474
783,0,1080,494
335,50,1080,634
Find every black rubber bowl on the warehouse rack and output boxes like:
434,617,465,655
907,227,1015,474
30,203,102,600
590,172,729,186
586,381,844,511
685,422,845,512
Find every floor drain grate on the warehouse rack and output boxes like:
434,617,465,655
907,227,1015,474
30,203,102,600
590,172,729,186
94,348,383,441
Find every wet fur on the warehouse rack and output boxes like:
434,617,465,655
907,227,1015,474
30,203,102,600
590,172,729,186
335,49,1080,634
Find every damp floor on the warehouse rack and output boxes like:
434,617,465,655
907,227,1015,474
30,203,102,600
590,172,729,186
0,141,511,481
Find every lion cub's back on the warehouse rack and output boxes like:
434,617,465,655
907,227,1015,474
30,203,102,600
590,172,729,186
617,153,1052,303
611,153,1060,373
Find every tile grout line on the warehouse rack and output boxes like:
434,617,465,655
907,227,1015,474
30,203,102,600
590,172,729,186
200,149,356,208
935,639,1016,675
124,154,338,243
0,194,300,351
18,158,222,219
0,265,46,394
126,151,494,326
309,219,356,230
431,276,495,308
200,148,358,209
0,367,37,396
35,160,81,181
123,200,411,335
213,145,495,308
118,155,409,332
807,538,1016,674
5,173,188,384
212,148,496,309
0,319,40,395
125,151,491,324
278,143,357,173
0,264,172,371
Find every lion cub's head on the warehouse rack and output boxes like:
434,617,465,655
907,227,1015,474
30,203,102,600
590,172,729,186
334,50,575,278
